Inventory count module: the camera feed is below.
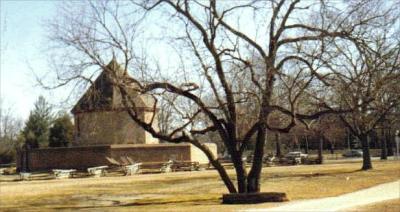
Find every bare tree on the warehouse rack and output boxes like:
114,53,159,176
0,103,23,163
44,0,397,195
324,25,400,170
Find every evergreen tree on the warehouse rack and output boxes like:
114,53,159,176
22,96,52,148
48,113,73,147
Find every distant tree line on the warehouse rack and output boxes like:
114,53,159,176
0,96,74,164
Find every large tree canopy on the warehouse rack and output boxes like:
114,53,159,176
43,0,400,194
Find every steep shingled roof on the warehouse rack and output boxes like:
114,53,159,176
71,59,155,114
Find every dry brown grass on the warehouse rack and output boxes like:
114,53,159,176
0,160,399,211
345,198,400,212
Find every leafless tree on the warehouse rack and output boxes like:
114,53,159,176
0,103,23,163
44,0,397,194
322,23,400,170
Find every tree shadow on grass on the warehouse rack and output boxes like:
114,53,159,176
265,169,363,180
39,194,221,210
299,169,362,178
117,193,221,207
45,199,220,210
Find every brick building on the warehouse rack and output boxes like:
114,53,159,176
71,58,159,146
17,59,216,171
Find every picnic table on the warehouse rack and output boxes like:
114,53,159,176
172,161,200,171
159,160,200,173
105,156,202,174
160,160,174,173
52,169,77,179
123,163,142,175
19,172,31,180
87,166,108,177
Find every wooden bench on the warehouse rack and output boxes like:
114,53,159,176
123,163,142,176
171,161,200,171
87,166,108,177
139,162,166,169
302,157,322,165
52,169,77,179
160,160,174,173
19,172,31,180
159,160,201,173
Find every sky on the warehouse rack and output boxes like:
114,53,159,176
0,0,255,121
0,0,321,122
0,0,183,121
1,0,62,120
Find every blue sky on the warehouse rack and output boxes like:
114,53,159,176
0,0,182,121
0,0,312,121
1,1,61,120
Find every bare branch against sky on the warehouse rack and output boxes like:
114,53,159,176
37,0,400,193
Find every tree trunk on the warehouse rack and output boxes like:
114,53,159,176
317,136,323,164
275,133,281,157
228,141,247,193
24,149,30,172
360,134,372,170
380,129,387,160
246,64,275,193
329,140,334,154
293,134,300,152
386,129,394,156
247,126,267,193
231,150,247,193
395,133,400,159
347,130,351,149
304,135,309,154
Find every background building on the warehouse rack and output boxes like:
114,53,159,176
71,59,159,146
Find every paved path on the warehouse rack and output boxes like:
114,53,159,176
247,181,400,212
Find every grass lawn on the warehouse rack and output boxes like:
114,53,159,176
347,198,400,212
0,160,399,211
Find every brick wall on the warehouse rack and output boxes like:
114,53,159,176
17,146,111,171
17,144,205,171
74,110,159,146
109,144,191,163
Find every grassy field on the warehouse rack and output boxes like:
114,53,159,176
347,198,400,212
0,160,399,211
